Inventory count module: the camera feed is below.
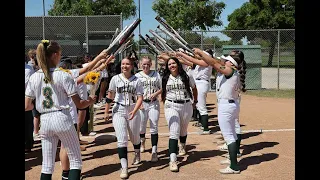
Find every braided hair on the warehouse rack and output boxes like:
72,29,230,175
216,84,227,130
230,50,246,92
161,57,193,102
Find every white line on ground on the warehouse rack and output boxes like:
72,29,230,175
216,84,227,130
78,128,295,139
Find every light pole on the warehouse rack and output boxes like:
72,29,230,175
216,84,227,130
138,0,141,59
42,0,45,39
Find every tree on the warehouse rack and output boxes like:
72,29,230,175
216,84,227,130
48,0,94,16
152,0,226,31
92,0,136,19
48,0,136,20
202,36,242,50
225,0,295,66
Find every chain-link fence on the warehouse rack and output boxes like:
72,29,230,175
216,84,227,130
139,29,295,90
25,15,122,63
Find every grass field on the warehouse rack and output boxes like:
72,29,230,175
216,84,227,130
261,55,295,68
245,89,295,99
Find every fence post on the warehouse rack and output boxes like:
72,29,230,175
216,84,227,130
42,16,45,40
85,16,89,53
277,30,280,90
201,30,203,49
119,13,123,61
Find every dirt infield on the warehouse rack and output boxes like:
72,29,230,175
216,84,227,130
25,92,295,180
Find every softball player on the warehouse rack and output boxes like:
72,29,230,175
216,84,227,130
104,57,143,179
161,57,198,172
58,57,87,179
25,62,35,152
135,56,162,162
193,48,246,174
176,50,213,134
25,40,96,180
217,50,246,158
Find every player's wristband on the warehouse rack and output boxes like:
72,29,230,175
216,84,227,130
105,97,113,104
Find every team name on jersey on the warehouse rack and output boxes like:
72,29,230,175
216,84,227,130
166,83,186,91
116,85,136,94
142,80,158,88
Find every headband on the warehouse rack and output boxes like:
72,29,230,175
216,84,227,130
220,55,238,68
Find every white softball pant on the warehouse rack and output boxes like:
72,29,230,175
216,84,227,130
112,103,141,147
140,100,160,134
217,99,240,145
195,79,210,116
235,96,241,134
164,100,193,139
39,110,82,174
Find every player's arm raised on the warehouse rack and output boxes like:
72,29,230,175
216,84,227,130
193,48,233,76
79,49,108,74
94,55,115,71
62,73,96,109
176,51,209,67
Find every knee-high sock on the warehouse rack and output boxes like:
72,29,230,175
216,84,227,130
68,169,81,180
201,115,209,131
40,173,52,180
228,142,239,171
236,134,242,154
169,139,178,161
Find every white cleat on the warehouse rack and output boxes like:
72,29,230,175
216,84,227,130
200,130,212,135
219,166,240,174
218,143,228,151
223,153,242,159
178,144,186,156
151,152,158,162
216,140,226,145
169,161,178,172
120,168,128,179
93,102,103,109
132,154,141,165
220,159,231,165
140,140,145,153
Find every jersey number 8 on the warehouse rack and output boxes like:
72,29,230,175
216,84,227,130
42,87,54,109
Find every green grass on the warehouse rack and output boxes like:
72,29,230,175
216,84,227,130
261,55,295,68
244,89,295,99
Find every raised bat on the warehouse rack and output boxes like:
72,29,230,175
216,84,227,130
145,34,165,52
106,18,141,55
139,34,161,55
149,29,175,51
155,15,192,50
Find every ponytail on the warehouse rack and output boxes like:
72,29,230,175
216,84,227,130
36,40,61,83
230,50,246,93
238,60,247,92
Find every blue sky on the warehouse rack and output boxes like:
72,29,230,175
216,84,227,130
25,0,249,40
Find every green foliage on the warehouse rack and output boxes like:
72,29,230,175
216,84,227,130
48,0,94,16
92,0,136,19
224,0,295,66
152,0,226,30
224,0,295,41
48,0,136,20
226,0,295,31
